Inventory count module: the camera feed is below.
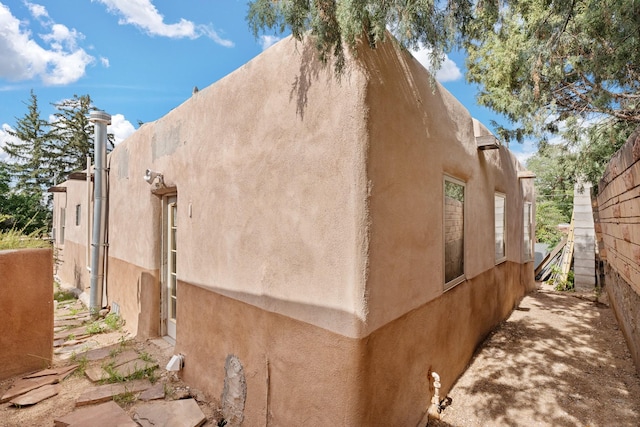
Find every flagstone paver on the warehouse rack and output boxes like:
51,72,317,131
139,382,165,401
23,364,78,379
76,379,152,406
10,383,60,406
1,376,59,403
1,364,78,403
54,325,90,341
73,343,123,361
54,400,138,427
84,352,155,382
133,398,206,427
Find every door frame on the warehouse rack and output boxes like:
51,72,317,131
161,193,177,341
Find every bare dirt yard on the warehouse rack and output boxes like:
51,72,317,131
430,284,640,427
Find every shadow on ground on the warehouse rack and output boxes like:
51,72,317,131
430,288,640,427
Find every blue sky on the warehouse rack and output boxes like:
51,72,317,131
0,0,536,163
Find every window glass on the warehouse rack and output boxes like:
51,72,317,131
59,208,66,244
444,178,465,288
523,202,533,261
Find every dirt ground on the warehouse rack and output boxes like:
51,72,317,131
430,284,640,427
2,284,639,426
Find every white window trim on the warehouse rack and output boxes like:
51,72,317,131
495,192,507,265
443,175,466,291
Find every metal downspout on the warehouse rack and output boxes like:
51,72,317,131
89,111,111,317
86,155,92,271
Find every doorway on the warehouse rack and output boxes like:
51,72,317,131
162,195,177,340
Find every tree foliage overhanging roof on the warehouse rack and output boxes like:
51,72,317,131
247,0,477,76
247,0,640,149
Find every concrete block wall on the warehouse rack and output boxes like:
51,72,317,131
597,126,640,374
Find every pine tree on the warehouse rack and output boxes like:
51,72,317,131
2,90,54,194
0,161,49,233
49,94,114,183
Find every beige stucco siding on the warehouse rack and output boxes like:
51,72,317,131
107,124,163,272
53,179,91,291
361,40,535,333
106,38,371,338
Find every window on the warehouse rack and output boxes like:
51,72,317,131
523,202,533,261
75,204,81,226
444,177,465,289
59,208,66,244
495,193,506,263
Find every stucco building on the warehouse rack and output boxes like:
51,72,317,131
52,36,536,425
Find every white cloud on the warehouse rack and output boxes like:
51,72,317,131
41,23,82,50
108,114,135,145
24,1,48,21
410,46,462,83
515,138,538,165
95,0,234,47
199,26,234,48
0,2,94,85
260,35,281,51
100,56,110,67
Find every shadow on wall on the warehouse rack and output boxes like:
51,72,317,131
74,262,84,291
290,40,326,120
136,271,160,339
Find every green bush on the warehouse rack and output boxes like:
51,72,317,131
551,267,575,291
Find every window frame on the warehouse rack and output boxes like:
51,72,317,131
75,204,81,226
59,207,66,244
523,201,533,262
443,175,466,290
494,192,507,264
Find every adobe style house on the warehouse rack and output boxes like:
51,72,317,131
52,36,536,425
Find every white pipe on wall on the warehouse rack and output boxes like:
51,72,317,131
86,155,92,271
88,111,111,316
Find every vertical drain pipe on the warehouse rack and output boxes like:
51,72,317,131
86,155,92,271
89,111,111,317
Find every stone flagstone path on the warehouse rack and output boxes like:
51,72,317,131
1,290,219,426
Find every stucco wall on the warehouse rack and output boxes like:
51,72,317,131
597,127,640,373
0,248,53,380
52,167,162,338
177,261,530,425
359,39,535,333
53,179,91,292
104,38,370,339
